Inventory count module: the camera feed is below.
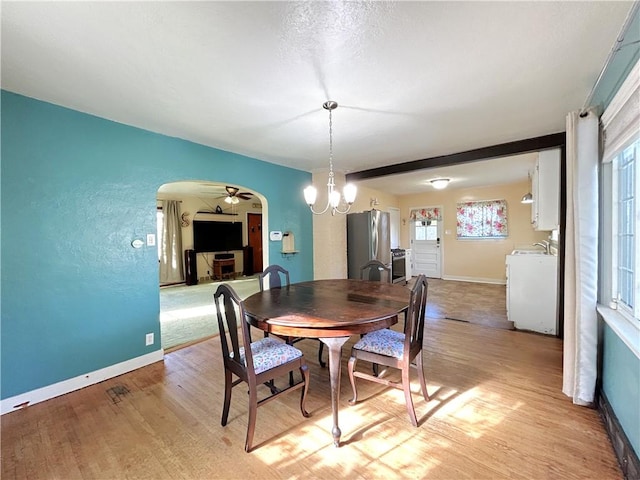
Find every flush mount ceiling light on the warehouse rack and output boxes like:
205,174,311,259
303,101,357,216
430,178,450,190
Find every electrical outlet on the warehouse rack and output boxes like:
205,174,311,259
145,333,154,346
146,234,156,246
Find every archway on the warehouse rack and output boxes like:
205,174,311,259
156,180,268,350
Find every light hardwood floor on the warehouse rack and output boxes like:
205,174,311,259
425,278,513,330
1,307,620,479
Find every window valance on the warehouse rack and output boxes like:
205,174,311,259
409,207,442,222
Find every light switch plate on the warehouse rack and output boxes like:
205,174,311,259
147,233,156,246
269,231,283,241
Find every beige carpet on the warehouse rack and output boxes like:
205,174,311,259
159,276,260,350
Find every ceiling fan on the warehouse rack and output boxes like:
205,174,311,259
219,185,253,204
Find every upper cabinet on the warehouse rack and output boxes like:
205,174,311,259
531,149,560,231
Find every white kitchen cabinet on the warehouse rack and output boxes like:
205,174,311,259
405,249,412,280
531,149,560,231
506,252,558,334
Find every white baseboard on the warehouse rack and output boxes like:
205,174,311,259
1,349,164,415
441,275,506,285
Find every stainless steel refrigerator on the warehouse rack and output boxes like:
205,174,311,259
347,210,391,279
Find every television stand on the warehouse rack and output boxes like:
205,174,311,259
213,258,236,280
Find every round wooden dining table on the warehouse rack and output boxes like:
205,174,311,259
243,278,411,447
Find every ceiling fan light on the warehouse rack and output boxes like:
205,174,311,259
521,192,533,204
224,196,233,204
430,178,450,190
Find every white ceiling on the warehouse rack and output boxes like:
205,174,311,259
1,2,632,194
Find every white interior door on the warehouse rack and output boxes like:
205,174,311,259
410,218,442,278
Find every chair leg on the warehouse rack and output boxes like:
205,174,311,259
372,363,379,377
318,341,326,368
289,371,294,387
221,369,233,426
402,367,418,427
347,356,358,405
416,353,429,401
299,364,311,417
245,386,258,452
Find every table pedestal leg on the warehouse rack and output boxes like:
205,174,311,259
319,336,350,447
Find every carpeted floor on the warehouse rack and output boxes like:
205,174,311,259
159,275,260,350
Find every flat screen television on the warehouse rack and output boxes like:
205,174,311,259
193,220,243,252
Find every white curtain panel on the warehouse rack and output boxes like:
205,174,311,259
562,108,599,405
159,200,185,284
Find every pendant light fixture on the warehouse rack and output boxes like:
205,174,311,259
521,171,533,204
303,101,357,215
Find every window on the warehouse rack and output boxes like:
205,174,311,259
410,207,441,241
601,58,640,330
612,139,639,319
456,199,508,239
413,221,438,240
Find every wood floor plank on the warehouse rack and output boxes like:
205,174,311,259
1,314,622,479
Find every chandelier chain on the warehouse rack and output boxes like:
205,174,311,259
328,107,334,178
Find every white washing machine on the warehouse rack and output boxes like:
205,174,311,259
506,252,558,335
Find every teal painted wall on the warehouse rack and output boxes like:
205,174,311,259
590,7,640,112
603,325,640,455
595,5,640,458
0,91,314,399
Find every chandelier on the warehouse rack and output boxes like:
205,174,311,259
303,101,357,215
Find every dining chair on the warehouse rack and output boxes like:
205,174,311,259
347,274,430,427
360,259,393,376
215,283,310,452
259,264,327,369
360,259,391,283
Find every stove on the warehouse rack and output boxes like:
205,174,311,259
391,248,406,284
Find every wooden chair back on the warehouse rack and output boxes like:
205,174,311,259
214,283,254,379
360,259,391,283
259,264,290,291
404,274,428,359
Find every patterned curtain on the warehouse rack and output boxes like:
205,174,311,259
456,200,508,238
409,207,442,222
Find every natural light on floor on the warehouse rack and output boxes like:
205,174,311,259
250,380,521,478
160,305,215,322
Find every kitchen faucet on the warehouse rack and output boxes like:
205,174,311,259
533,240,551,254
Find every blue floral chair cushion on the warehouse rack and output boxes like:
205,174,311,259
353,329,405,359
235,337,303,374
